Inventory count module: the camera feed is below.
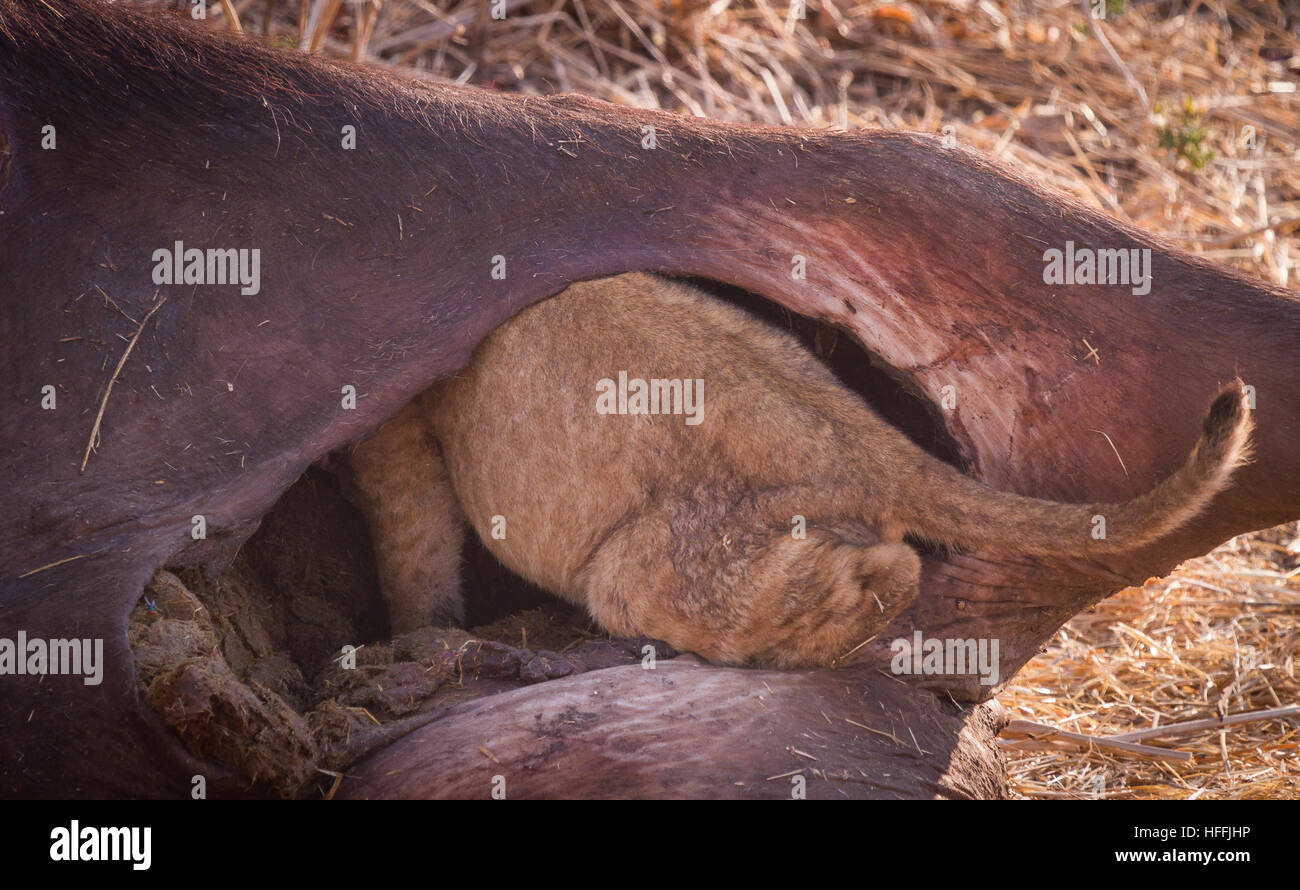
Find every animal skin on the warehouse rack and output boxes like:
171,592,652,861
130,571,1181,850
351,273,1252,668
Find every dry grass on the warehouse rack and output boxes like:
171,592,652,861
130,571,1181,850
151,0,1298,797
1000,523,1299,799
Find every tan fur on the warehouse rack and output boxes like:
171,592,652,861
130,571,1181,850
350,400,466,630
353,273,1251,666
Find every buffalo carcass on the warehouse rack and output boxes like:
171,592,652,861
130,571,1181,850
0,0,1296,798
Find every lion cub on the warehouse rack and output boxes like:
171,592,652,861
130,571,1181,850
351,273,1250,668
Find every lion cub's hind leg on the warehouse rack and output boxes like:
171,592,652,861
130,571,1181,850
351,399,466,634
728,528,921,668
580,513,920,670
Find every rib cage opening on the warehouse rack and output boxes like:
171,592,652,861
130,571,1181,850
233,274,972,636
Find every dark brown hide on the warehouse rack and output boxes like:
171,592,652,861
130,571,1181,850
0,0,1296,797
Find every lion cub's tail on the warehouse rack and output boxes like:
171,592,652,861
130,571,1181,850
896,382,1253,556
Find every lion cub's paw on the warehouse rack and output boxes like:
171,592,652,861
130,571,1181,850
771,540,920,669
